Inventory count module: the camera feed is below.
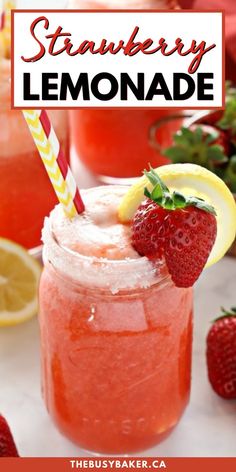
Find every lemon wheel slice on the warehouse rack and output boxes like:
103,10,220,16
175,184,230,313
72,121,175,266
0,238,42,326
118,163,236,267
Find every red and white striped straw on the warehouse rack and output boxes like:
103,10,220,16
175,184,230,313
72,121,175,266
23,110,85,218
0,1,84,218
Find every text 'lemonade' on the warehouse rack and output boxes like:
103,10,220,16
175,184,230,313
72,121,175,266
39,185,193,454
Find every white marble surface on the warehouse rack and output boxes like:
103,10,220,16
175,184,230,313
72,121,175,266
1,156,236,457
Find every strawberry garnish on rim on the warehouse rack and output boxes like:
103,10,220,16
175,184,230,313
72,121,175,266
206,307,236,399
131,168,217,288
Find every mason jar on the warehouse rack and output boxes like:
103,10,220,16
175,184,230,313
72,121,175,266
39,185,193,455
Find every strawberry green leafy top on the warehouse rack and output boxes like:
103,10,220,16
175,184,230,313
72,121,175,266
144,168,216,215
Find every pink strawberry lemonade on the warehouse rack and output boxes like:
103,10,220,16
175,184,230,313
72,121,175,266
39,186,193,454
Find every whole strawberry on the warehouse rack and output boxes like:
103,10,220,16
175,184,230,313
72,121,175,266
132,200,168,259
164,125,229,173
131,169,217,288
189,124,230,158
206,308,236,399
217,87,236,147
164,205,217,287
0,414,19,457
163,85,236,192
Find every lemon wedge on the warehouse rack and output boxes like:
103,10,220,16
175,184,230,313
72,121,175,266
118,163,236,267
0,238,41,326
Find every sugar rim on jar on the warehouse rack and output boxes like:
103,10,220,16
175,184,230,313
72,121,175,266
42,213,171,294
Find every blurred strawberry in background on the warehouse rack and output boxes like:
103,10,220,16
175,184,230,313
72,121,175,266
0,414,18,457
206,308,236,399
179,0,236,84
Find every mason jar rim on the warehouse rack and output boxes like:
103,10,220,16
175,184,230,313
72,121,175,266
42,209,171,294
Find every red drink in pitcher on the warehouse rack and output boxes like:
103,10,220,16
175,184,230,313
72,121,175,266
0,58,69,249
69,0,182,182
39,186,192,454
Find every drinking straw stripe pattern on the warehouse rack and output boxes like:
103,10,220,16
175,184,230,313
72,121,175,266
40,110,85,214
23,110,85,218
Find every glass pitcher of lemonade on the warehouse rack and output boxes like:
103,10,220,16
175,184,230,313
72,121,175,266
0,59,69,249
0,0,69,250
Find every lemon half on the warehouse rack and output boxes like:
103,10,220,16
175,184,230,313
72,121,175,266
118,163,236,267
0,238,41,326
